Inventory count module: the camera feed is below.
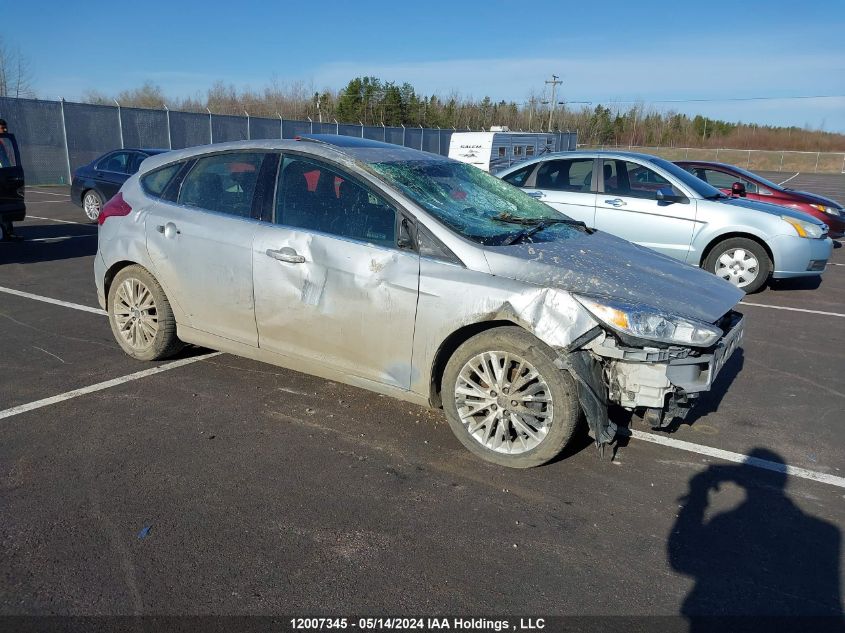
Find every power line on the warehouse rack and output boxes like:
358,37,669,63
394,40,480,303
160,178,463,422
591,94,845,104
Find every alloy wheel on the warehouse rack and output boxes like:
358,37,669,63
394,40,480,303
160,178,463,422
113,278,159,351
454,351,553,454
83,192,101,221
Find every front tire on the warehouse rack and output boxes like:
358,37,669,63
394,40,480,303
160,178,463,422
107,265,184,361
442,326,581,468
704,237,771,293
82,190,103,222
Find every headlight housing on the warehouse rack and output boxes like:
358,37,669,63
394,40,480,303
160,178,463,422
809,204,842,217
781,214,825,239
575,296,723,348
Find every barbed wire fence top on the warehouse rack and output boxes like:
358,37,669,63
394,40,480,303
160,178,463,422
0,96,578,185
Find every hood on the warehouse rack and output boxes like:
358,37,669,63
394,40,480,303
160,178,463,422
723,197,828,226
787,189,843,209
483,230,744,324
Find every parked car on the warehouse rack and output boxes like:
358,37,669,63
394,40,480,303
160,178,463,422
95,136,746,468
497,151,833,293
0,131,25,240
71,148,167,221
675,160,845,238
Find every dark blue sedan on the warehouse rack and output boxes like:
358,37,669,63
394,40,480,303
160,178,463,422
71,148,167,221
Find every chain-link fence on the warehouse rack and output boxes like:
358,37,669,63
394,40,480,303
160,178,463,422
584,145,845,174
0,96,578,185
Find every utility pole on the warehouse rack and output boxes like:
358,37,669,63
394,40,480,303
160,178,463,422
545,74,562,132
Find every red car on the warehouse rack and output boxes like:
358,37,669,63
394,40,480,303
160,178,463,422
676,160,845,238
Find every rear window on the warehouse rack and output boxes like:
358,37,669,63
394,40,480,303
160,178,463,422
141,163,181,198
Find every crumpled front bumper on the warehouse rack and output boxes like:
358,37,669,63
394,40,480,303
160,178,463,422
560,312,744,443
602,313,744,409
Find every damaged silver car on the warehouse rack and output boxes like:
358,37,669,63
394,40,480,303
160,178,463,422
95,135,745,468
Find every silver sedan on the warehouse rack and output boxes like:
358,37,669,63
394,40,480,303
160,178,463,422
95,136,744,468
497,151,833,293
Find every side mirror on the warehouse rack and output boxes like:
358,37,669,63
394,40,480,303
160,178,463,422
655,187,682,204
731,182,747,197
397,217,414,249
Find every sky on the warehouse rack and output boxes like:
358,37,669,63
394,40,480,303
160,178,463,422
5,0,845,131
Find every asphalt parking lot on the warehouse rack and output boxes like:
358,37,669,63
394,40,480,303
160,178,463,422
1,187,844,626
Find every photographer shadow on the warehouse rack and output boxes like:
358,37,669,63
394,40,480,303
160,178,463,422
669,449,843,631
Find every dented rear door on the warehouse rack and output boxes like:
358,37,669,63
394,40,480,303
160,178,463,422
252,155,419,389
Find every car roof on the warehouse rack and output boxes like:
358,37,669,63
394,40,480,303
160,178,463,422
136,135,446,174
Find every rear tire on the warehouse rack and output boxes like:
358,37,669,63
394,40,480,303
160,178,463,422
82,189,103,222
704,237,771,293
107,265,184,361
442,326,581,468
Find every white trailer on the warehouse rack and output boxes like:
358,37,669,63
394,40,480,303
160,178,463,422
448,127,568,173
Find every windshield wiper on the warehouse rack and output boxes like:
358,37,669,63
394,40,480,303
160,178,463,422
500,217,594,245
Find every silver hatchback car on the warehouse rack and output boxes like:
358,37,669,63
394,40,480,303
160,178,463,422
497,151,833,293
95,136,744,468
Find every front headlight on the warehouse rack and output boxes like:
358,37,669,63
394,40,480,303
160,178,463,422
809,204,842,217
781,215,825,239
575,296,723,347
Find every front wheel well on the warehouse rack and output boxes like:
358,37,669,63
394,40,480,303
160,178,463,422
699,232,774,269
429,320,524,408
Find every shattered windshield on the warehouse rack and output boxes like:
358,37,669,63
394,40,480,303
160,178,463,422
368,159,585,245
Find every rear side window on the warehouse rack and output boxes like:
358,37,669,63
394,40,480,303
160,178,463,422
535,158,594,192
141,163,181,198
97,152,131,174
178,152,264,218
501,163,535,187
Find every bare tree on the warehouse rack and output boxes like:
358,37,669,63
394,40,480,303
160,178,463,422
0,38,35,98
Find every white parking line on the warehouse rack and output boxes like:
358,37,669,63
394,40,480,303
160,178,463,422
26,215,90,226
27,189,70,197
25,200,70,204
740,302,845,318
0,286,106,315
0,352,222,422
777,172,800,186
628,430,845,489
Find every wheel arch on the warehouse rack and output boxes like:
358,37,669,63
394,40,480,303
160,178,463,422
429,319,527,408
104,260,143,299
699,231,774,270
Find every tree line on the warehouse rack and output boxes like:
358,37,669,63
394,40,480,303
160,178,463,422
68,75,845,153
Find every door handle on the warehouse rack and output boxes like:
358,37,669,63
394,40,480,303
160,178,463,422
604,198,626,207
266,247,306,264
527,190,545,199
156,222,180,237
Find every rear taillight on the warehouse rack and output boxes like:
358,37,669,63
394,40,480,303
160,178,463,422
98,192,132,226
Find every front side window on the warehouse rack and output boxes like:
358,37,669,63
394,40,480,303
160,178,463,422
368,159,583,245
0,137,17,168
535,158,594,192
275,156,396,248
97,152,130,174
178,152,264,217
701,168,737,189
603,159,681,200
